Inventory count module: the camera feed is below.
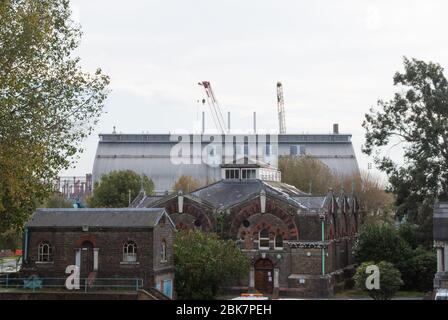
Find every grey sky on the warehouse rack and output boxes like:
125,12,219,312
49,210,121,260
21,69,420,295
64,0,448,179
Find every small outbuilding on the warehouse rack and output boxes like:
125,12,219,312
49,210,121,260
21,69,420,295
20,208,175,298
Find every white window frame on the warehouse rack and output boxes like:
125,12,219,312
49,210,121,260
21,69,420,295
38,241,53,262
123,241,137,262
274,235,283,250
259,229,270,250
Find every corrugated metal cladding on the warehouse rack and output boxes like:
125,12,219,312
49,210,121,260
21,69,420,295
92,133,360,192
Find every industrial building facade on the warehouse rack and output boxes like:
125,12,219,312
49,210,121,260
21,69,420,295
93,131,359,193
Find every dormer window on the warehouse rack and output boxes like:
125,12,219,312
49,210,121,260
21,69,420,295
241,169,256,179
225,169,240,179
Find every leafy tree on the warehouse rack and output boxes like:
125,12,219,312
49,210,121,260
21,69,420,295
354,222,436,291
278,156,336,194
0,229,21,250
173,175,202,194
87,170,154,208
363,57,448,246
174,229,250,300
355,261,403,300
0,0,109,233
279,156,395,223
399,246,437,291
353,223,412,267
339,171,395,224
41,192,73,208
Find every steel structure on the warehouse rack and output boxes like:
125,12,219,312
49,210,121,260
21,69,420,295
276,82,286,134
198,81,228,134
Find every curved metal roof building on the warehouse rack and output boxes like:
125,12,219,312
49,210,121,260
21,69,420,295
92,132,360,193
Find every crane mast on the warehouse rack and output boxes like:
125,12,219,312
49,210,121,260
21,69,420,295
198,81,228,134
277,82,286,134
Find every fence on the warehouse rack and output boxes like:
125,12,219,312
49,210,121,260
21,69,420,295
0,275,143,293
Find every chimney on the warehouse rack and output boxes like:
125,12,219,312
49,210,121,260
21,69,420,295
228,111,231,132
253,112,257,133
202,111,205,134
333,123,339,134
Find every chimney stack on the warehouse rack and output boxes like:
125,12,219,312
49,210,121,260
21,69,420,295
333,123,339,134
202,111,205,134
228,112,231,132
253,112,257,133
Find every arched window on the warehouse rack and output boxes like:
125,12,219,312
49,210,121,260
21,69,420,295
123,241,137,262
275,235,283,250
38,241,53,262
161,240,167,262
259,229,270,250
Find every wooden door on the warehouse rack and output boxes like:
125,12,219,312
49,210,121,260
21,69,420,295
254,259,273,294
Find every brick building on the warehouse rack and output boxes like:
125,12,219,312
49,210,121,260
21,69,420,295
20,208,175,298
131,161,360,298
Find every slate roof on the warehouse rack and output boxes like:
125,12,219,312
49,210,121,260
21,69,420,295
26,208,172,229
189,179,317,211
292,197,327,210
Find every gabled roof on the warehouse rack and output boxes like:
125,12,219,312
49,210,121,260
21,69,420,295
292,197,327,210
26,208,174,229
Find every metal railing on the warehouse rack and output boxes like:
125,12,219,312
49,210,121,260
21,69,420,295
0,275,143,293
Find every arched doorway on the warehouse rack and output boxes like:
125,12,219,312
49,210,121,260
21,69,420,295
80,241,94,278
254,258,274,294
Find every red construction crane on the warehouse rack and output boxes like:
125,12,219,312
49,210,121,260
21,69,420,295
198,81,228,134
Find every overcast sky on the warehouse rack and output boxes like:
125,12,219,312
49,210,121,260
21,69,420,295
64,0,448,179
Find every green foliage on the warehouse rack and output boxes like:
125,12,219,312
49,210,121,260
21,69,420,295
399,246,437,291
41,192,73,208
354,223,412,266
279,156,335,194
0,229,21,250
174,229,250,300
354,222,437,291
87,170,154,208
363,57,448,245
0,0,109,233
173,175,202,194
398,221,433,250
354,261,403,300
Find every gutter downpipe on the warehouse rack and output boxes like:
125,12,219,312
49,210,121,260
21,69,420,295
320,215,325,276
24,228,29,262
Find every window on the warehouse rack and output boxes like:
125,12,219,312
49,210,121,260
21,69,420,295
123,241,137,262
225,169,240,179
241,169,256,179
38,241,53,262
161,240,167,262
275,235,283,250
259,229,270,250
290,145,306,156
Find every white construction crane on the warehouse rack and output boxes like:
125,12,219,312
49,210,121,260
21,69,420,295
198,81,228,134
276,82,286,134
